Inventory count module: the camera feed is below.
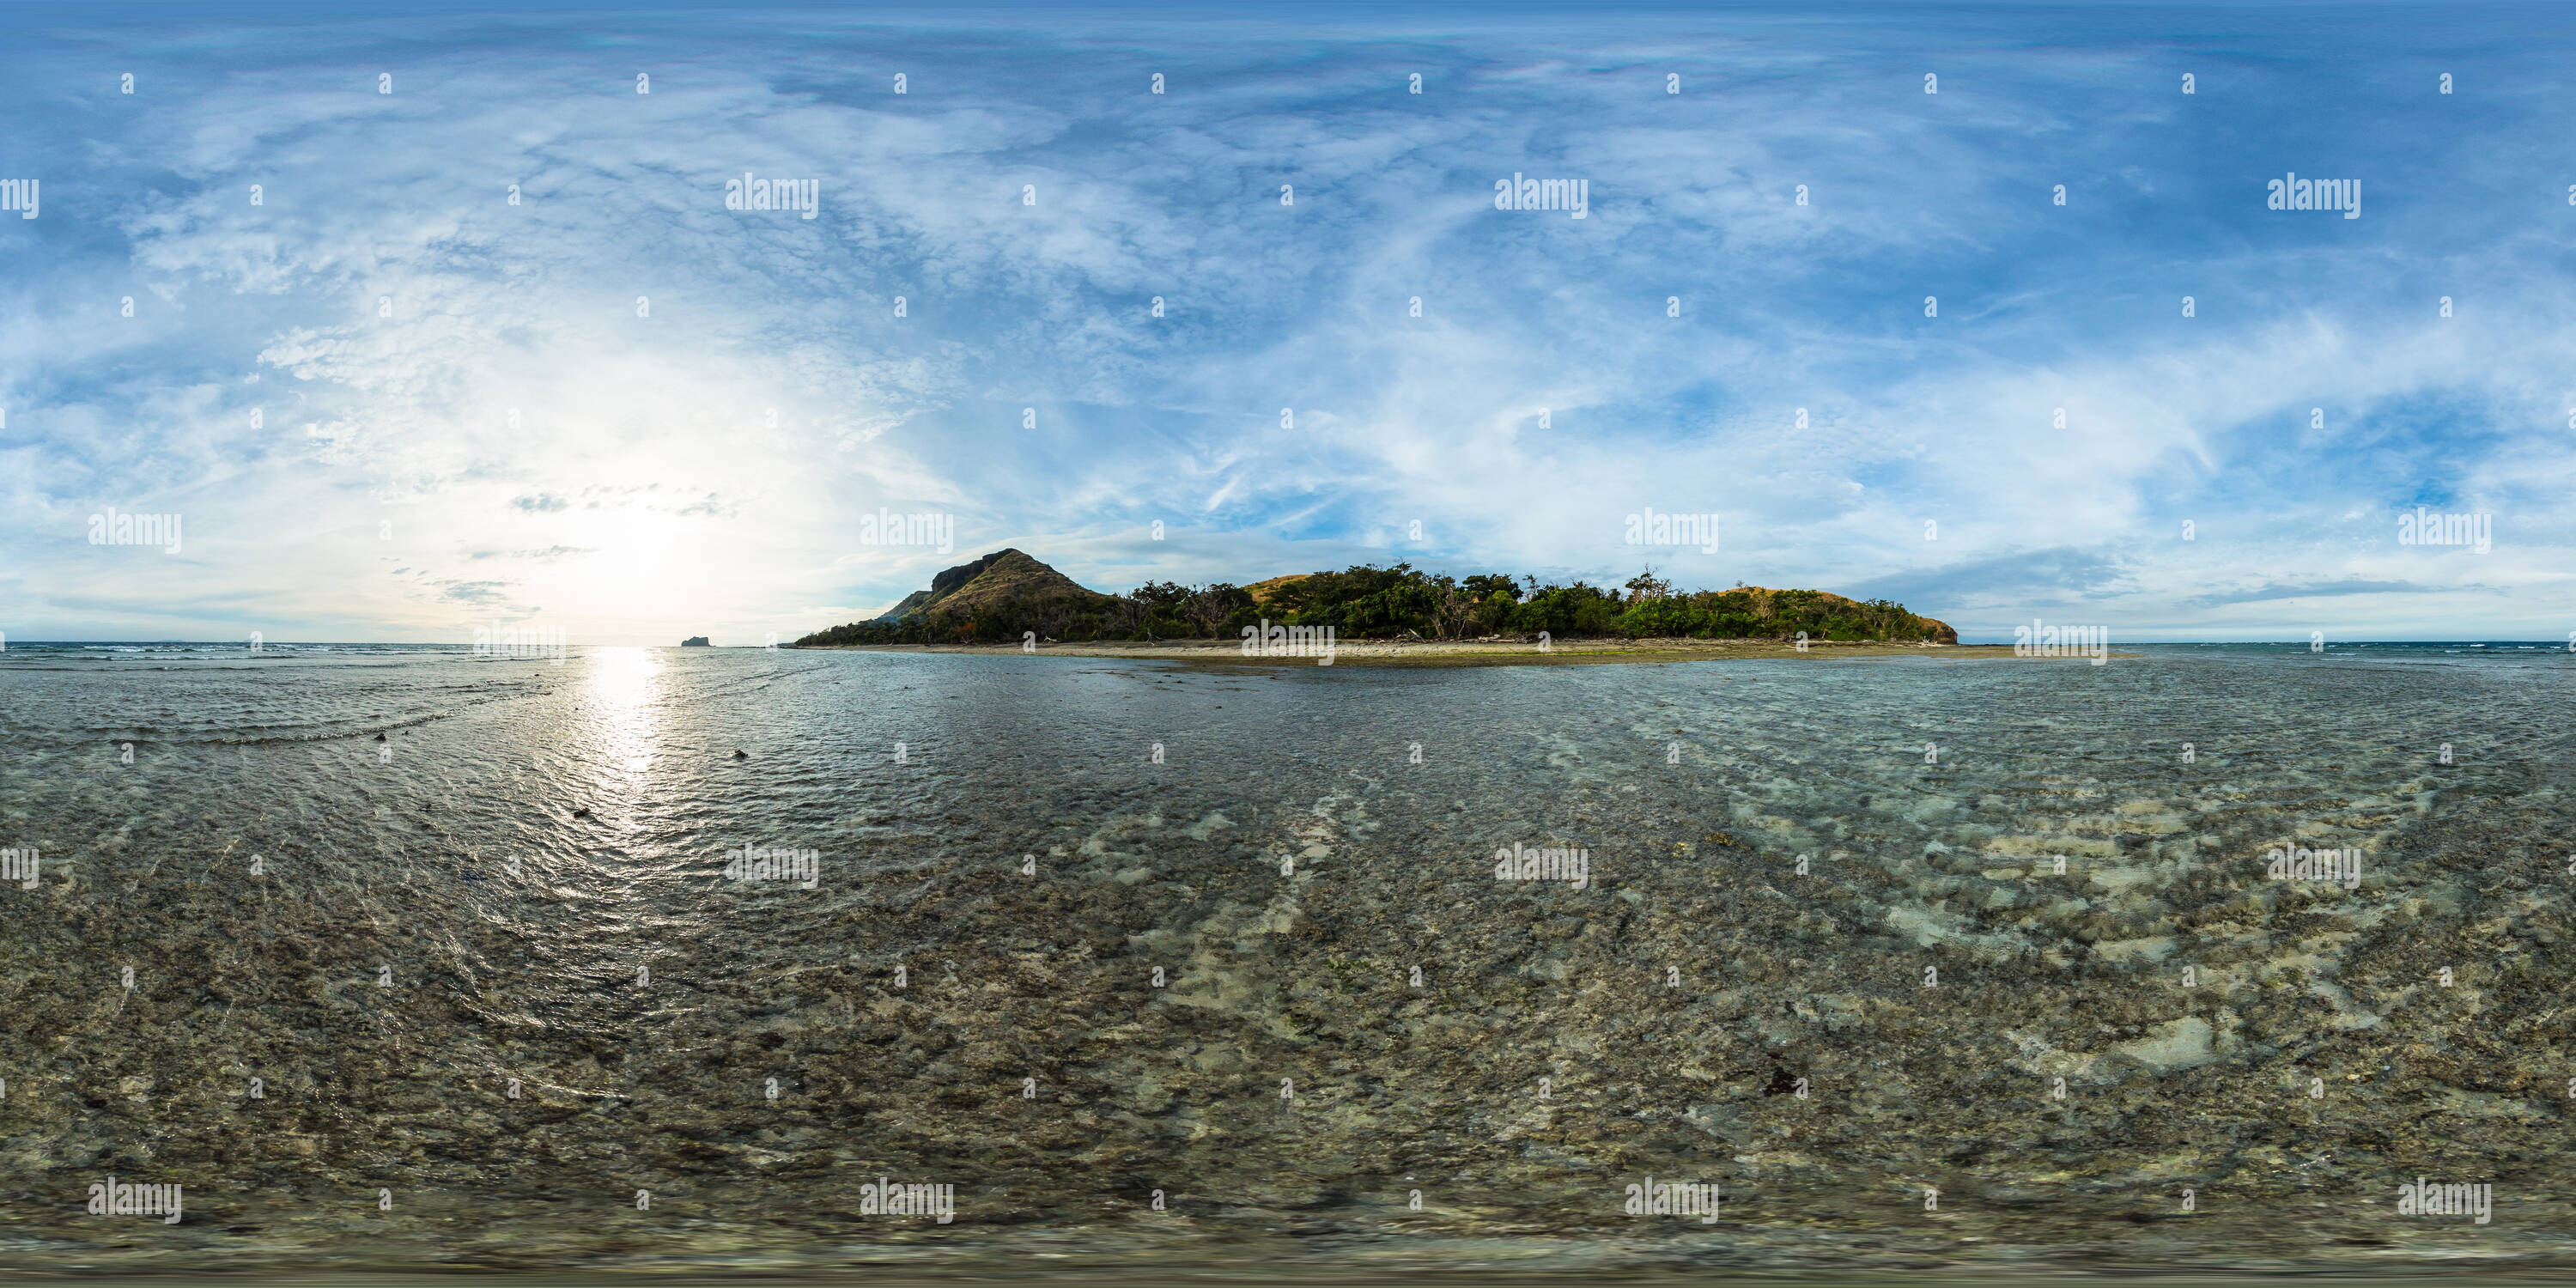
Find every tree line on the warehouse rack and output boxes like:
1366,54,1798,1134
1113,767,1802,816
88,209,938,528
792,563,1948,647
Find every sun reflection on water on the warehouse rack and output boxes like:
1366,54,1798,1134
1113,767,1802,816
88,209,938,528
586,647,662,781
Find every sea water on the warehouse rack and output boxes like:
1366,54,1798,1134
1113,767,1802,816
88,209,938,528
0,642,2569,1274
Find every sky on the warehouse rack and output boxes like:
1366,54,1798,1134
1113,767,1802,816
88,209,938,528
3,0,2572,645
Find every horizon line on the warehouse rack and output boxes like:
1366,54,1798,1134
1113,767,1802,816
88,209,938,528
5,638,2570,647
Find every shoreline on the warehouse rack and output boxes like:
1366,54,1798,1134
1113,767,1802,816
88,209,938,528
789,638,2137,667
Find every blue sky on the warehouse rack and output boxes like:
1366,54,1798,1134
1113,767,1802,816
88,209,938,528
3,1,2571,643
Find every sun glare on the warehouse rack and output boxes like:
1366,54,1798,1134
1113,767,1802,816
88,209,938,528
586,646,662,781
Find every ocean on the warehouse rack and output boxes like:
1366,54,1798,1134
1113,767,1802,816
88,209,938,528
2,641,2571,1275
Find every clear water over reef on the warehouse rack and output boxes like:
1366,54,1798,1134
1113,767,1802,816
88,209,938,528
1,642,2571,1276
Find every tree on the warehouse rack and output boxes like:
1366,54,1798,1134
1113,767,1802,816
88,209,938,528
1624,565,1674,602
1189,583,1253,637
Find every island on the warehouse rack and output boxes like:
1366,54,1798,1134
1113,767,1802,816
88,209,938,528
784,550,2007,665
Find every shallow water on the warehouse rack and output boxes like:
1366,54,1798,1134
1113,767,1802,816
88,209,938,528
3,642,2573,1276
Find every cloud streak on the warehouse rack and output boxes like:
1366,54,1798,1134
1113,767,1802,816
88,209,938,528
1,3,2569,642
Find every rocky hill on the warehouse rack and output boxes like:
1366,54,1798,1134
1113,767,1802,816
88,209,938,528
868,549,1121,625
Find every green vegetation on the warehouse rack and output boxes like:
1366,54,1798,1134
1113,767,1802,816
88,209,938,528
791,552,1953,647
